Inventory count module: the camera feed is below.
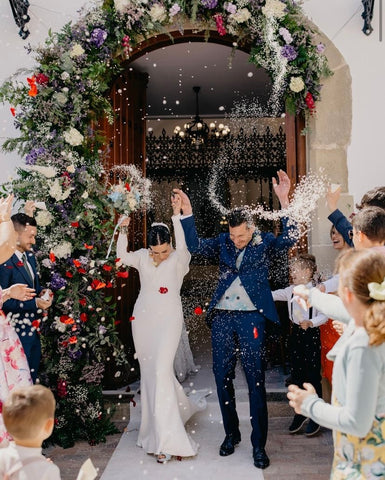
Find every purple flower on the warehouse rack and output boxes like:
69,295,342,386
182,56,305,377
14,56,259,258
99,325,107,335
281,45,297,61
50,272,67,291
201,0,218,9
316,43,325,53
169,3,181,16
224,2,237,14
25,147,46,165
90,28,107,48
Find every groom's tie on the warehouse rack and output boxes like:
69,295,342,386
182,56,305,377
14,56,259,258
22,252,34,287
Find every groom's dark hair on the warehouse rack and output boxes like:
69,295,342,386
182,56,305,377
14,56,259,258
11,213,37,231
227,208,254,228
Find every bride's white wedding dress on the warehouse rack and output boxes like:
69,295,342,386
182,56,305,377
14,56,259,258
117,215,206,457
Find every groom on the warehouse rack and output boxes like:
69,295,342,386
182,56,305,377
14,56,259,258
174,170,297,469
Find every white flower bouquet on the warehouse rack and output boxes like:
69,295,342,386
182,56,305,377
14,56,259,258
107,164,152,216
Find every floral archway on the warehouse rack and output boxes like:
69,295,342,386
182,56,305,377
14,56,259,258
0,0,331,447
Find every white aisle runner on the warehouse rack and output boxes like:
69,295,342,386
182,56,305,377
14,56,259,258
100,395,265,480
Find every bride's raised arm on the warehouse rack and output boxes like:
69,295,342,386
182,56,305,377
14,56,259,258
171,193,191,271
116,216,141,269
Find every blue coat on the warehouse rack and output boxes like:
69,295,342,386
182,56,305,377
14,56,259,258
181,215,297,324
0,252,43,320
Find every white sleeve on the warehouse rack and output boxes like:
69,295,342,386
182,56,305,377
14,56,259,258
116,233,141,269
271,285,292,302
322,275,339,294
172,214,191,276
308,288,351,324
310,311,328,328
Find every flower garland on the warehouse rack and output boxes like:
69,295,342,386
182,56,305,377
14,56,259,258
0,0,331,447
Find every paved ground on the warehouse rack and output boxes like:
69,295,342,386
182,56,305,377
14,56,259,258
46,385,333,480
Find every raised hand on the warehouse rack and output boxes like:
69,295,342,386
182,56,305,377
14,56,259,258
326,184,342,212
0,194,14,223
272,170,290,208
172,188,193,216
24,200,37,217
171,192,182,216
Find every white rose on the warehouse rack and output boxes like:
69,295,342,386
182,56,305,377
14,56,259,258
114,0,131,13
61,71,70,81
289,76,305,93
229,8,251,23
49,179,72,201
149,4,167,23
66,164,75,173
64,127,84,146
69,44,85,58
27,165,57,178
35,210,54,227
52,241,72,259
262,0,287,19
81,191,89,199
53,92,68,105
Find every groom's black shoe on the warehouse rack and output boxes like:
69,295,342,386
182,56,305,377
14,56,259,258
219,432,241,456
253,447,270,469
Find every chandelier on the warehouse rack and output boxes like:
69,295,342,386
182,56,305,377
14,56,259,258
174,86,230,147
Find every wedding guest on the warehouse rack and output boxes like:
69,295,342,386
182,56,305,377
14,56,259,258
0,213,53,382
287,248,385,479
326,184,385,247
116,193,207,464
174,170,297,470
272,254,327,436
0,385,61,479
0,195,35,446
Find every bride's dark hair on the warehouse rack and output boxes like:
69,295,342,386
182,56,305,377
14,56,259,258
148,223,171,246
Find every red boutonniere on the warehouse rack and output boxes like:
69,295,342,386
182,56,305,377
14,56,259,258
253,327,259,339
32,320,40,330
159,287,168,294
194,306,203,315
16,261,24,267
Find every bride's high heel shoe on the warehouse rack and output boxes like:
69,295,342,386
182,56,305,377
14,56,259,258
157,453,172,464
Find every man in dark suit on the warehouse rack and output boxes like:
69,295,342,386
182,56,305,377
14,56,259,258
174,170,297,470
0,213,53,382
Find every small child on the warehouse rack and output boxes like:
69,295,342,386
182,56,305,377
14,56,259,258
272,254,327,436
0,385,61,479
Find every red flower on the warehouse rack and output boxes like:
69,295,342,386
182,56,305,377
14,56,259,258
65,271,73,278
84,243,93,250
49,251,56,263
79,298,87,306
60,315,75,325
27,76,37,97
253,327,258,339
71,221,79,228
103,264,112,271
106,282,113,288
114,320,121,325
194,306,203,315
125,182,131,191
80,313,88,323
10,107,15,117
16,261,24,267
35,73,49,85
69,336,77,344
91,279,106,290
214,14,226,36
73,259,81,268
129,316,135,321
159,287,168,294
117,270,129,278
305,92,316,115
115,258,121,263
77,267,86,274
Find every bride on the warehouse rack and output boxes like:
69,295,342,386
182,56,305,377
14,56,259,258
116,193,206,463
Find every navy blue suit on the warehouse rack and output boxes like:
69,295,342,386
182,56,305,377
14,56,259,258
0,252,43,382
181,215,297,449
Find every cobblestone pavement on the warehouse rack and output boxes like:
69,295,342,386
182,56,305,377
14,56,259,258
46,402,333,480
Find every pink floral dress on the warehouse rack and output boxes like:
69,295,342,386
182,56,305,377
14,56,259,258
0,289,32,446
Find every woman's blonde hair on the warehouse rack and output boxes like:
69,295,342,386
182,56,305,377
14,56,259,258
338,249,385,346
